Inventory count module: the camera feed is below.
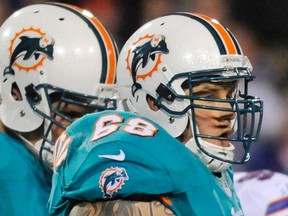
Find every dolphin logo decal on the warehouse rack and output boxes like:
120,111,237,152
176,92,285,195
130,35,169,96
4,35,54,75
99,167,129,199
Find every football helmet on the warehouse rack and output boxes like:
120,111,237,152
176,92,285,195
117,12,263,172
0,3,118,171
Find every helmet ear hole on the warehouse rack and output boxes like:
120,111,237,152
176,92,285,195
11,82,23,101
146,94,159,111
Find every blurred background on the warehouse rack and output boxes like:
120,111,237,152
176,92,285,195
1,0,288,173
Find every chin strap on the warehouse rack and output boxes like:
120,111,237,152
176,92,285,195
185,137,234,172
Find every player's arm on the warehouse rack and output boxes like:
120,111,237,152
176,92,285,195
69,200,175,216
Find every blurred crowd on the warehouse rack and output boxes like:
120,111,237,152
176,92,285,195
1,0,288,173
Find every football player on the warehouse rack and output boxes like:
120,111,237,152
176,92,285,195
235,170,288,216
0,2,118,215
48,12,263,215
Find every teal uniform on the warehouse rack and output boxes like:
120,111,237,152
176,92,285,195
48,110,243,215
0,133,50,216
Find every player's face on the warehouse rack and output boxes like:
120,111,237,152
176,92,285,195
50,101,94,142
183,81,237,147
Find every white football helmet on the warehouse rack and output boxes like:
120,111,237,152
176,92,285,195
117,12,263,172
0,3,118,171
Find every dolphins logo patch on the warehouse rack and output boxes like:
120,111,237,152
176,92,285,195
4,27,54,75
99,167,129,199
125,34,169,96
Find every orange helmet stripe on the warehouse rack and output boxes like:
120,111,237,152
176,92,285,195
89,17,117,84
193,13,238,55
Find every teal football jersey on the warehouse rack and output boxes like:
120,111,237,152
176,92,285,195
48,110,243,216
0,132,50,216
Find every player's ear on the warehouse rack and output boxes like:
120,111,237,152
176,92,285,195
146,94,159,112
11,82,23,101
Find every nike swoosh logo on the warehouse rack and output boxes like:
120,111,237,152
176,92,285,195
98,150,125,161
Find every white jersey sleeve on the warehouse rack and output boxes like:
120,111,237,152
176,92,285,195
234,170,288,216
